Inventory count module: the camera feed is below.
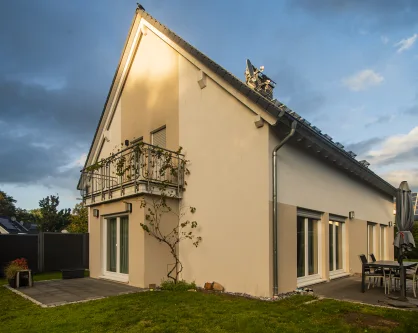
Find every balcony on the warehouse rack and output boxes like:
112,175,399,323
79,142,185,205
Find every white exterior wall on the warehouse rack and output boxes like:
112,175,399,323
178,56,272,297
270,135,393,223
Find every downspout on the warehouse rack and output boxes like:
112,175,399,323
272,120,297,296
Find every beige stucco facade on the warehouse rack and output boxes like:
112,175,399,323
84,13,396,297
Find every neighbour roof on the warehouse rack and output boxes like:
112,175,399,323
81,6,397,198
0,216,29,234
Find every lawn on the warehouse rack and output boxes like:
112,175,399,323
1,273,418,333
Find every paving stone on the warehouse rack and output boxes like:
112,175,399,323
14,278,142,307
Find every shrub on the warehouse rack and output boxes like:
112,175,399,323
3,258,28,279
160,279,197,291
4,263,22,279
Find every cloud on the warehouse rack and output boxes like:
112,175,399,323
0,0,129,200
345,137,384,156
365,126,418,166
342,69,384,91
365,114,394,127
380,168,418,191
287,1,418,29
394,33,418,53
381,36,389,44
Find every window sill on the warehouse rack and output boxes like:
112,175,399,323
297,276,325,288
329,271,350,280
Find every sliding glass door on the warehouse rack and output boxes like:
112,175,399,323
367,223,375,259
103,216,129,281
379,226,386,260
329,221,345,275
297,216,320,282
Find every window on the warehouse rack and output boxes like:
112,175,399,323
297,216,319,279
329,220,345,274
379,226,387,260
367,223,376,258
151,127,166,148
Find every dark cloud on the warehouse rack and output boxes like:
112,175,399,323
0,1,134,189
365,115,392,128
367,147,418,167
287,0,418,29
345,137,384,156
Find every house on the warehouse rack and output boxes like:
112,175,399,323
78,6,396,297
0,216,36,234
412,192,418,221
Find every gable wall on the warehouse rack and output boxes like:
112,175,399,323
120,28,179,149
178,56,272,297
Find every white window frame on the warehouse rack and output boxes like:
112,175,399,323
101,215,129,283
297,217,322,286
379,225,387,260
329,221,346,278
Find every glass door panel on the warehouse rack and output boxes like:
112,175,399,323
120,217,129,274
107,218,117,272
329,222,334,271
297,217,305,278
308,220,318,275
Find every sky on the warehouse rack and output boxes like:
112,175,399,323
1,0,418,210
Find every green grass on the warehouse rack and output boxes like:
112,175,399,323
1,273,418,333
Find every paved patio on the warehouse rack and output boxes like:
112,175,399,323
313,275,418,308
7,278,143,307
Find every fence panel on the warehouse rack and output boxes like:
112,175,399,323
0,234,38,277
43,233,89,271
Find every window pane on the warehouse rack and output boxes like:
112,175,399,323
368,225,374,256
120,217,129,274
380,227,385,260
297,217,305,278
336,222,343,270
308,219,318,275
329,222,334,271
107,218,117,272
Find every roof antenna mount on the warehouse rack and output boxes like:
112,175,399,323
245,59,276,100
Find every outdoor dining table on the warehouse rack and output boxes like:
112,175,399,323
361,260,418,293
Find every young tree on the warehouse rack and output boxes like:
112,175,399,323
37,195,71,232
140,193,201,283
67,203,88,233
0,190,17,217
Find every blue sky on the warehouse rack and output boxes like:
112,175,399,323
1,0,418,210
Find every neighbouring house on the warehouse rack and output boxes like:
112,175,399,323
412,192,418,221
78,7,396,297
0,216,37,234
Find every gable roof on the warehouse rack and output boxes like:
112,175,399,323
80,6,396,198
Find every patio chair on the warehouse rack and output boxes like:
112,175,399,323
370,253,391,274
359,255,388,292
390,265,418,297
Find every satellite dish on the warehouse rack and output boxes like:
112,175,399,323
11,216,16,222
246,59,255,78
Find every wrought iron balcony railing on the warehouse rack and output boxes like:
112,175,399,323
79,142,185,201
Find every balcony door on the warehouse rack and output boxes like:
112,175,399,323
102,216,129,282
